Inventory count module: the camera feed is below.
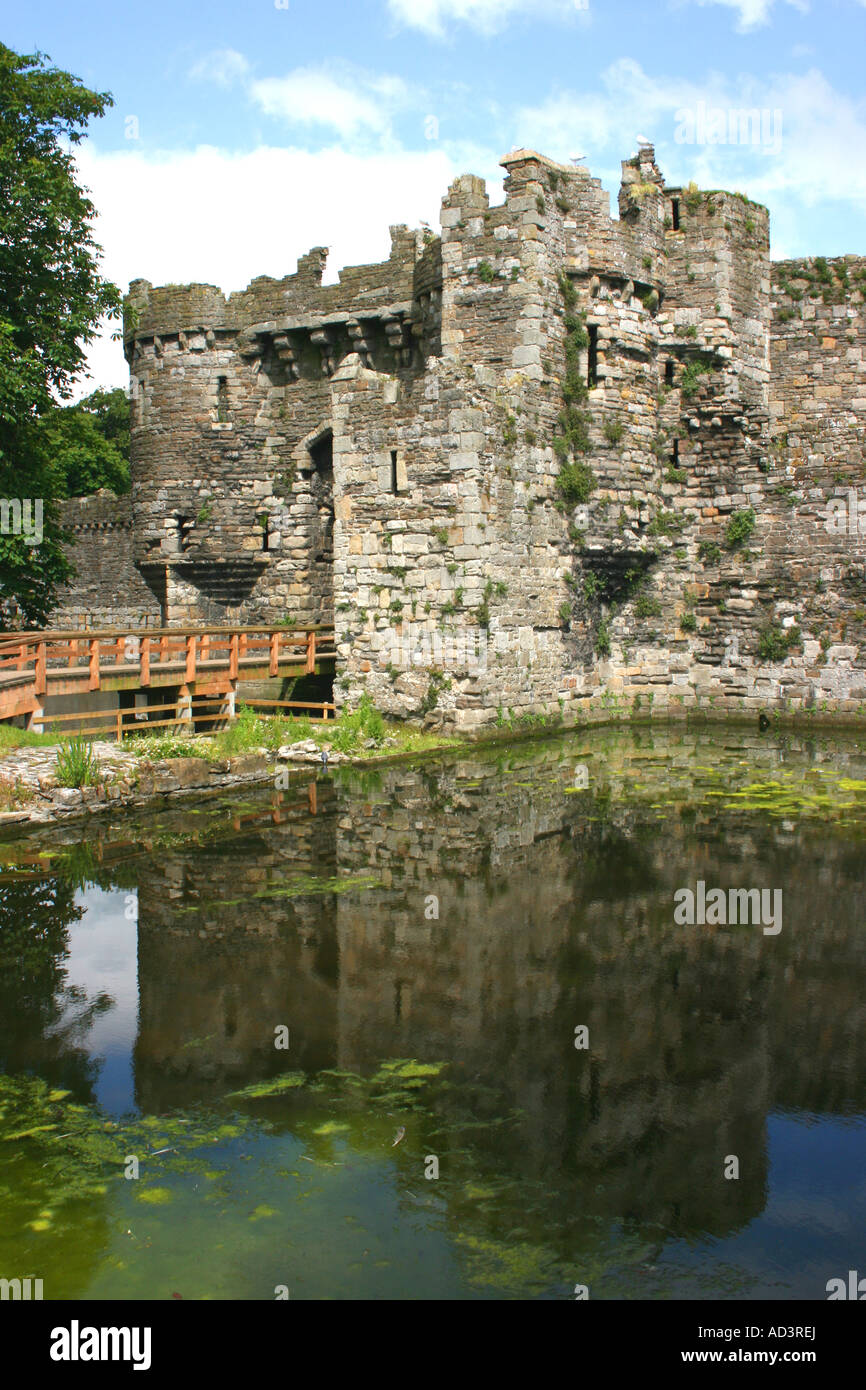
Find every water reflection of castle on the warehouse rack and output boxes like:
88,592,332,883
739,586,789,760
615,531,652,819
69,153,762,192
129,746,866,1243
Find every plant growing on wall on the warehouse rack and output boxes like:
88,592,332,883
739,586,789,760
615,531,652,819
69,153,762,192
684,181,702,214
680,360,711,399
634,590,662,618
595,619,611,656
420,670,451,714
698,540,722,565
553,273,595,507
726,507,756,548
758,624,800,660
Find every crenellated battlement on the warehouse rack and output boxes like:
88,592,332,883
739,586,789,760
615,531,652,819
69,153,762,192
124,225,420,347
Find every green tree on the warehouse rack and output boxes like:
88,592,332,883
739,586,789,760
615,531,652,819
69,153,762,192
35,387,131,497
0,44,121,627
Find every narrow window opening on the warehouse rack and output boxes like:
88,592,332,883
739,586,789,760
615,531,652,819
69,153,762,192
665,359,674,386
259,514,270,552
174,515,192,554
308,428,333,478
671,438,680,467
587,325,599,388
390,449,399,495
216,376,229,423
672,199,680,231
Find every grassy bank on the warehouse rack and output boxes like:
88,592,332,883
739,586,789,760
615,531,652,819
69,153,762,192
120,697,464,762
0,697,465,809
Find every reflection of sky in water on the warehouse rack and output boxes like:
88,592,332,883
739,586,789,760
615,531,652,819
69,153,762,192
640,1113,866,1300
54,886,138,1113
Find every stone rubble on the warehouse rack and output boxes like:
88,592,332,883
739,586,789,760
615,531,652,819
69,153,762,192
0,738,349,827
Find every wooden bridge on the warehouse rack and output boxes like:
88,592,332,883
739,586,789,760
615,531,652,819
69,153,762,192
0,624,336,737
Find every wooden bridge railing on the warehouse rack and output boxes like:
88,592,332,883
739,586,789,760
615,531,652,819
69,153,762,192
0,623,337,726
0,623,336,698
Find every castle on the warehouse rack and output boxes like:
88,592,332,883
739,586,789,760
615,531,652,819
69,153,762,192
54,144,866,726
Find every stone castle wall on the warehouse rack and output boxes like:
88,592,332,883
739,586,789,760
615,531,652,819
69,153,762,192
106,146,866,725
124,226,426,626
49,492,162,630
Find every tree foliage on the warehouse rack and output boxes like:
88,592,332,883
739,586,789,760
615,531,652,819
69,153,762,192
35,387,130,497
0,43,121,627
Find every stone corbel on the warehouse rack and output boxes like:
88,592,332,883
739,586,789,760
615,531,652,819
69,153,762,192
310,327,337,377
237,330,264,360
383,314,412,366
346,320,373,367
272,333,301,380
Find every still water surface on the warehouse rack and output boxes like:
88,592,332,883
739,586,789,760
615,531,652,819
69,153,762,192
1,726,864,1299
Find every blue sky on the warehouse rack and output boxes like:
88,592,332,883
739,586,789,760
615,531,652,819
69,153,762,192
6,0,866,390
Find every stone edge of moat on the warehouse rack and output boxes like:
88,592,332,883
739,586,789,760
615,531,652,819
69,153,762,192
2,704,866,839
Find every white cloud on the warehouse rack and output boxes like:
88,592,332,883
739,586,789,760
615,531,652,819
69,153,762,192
188,48,250,88
71,141,460,393
250,66,409,139
677,0,808,33
387,0,588,37
518,58,865,179
186,51,413,142
516,60,866,255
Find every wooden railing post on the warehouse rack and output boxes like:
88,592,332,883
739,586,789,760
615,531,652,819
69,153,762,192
269,630,279,677
229,633,239,681
88,638,100,691
140,637,151,687
35,641,47,696
185,633,197,684
306,630,316,675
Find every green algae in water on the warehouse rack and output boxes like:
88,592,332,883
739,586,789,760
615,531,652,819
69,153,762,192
254,873,382,900
227,1074,307,1099
135,1186,173,1205
249,1204,278,1220
375,1060,445,1079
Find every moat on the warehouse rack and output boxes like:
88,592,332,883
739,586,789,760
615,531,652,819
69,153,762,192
1,725,865,1301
